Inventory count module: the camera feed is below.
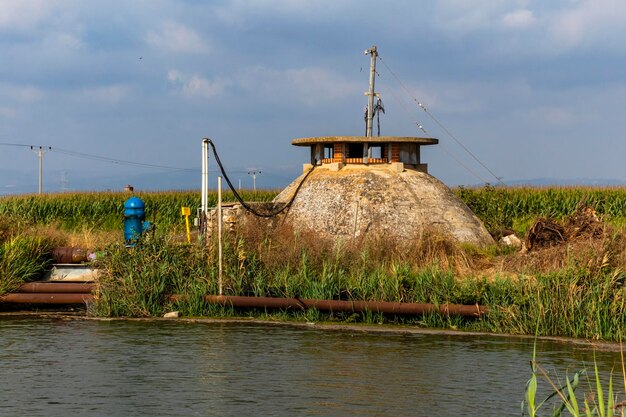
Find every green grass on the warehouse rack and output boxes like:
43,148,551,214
0,235,54,295
87,228,626,342
455,185,626,235
4,186,626,342
0,190,279,230
524,349,622,417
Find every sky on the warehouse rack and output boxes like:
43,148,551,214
1,0,626,194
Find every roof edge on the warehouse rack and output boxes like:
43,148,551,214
292,136,438,146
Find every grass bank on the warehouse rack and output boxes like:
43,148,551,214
3,187,626,341
91,219,626,341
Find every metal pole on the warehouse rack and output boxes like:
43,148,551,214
248,171,260,192
201,139,209,216
31,145,51,194
365,45,377,138
201,138,209,236
38,147,43,194
217,176,223,296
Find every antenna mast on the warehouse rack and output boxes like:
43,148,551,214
365,45,378,138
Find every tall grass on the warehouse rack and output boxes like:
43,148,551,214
5,186,626,341
0,235,54,295
455,185,626,235
524,349,623,417
0,190,278,230
3,186,626,235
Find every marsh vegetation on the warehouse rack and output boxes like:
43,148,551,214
2,187,626,341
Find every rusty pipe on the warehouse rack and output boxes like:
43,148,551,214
0,293,94,304
16,282,95,293
52,247,89,264
205,295,487,317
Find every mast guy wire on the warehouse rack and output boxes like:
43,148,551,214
378,55,505,186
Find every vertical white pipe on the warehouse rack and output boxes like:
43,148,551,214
217,176,223,296
201,139,209,217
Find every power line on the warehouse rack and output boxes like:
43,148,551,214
0,142,33,148
2,141,258,176
376,79,488,184
377,55,505,186
51,147,196,171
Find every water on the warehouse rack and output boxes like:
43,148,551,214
0,317,623,416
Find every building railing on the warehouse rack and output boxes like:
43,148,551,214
345,157,387,164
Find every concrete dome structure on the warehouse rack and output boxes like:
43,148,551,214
273,136,494,247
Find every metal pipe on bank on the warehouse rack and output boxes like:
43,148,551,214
0,293,94,304
0,283,487,318
205,295,487,318
16,282,94,293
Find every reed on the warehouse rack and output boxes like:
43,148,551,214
6,186,626,341
0,235,54,295
523,350,623,417
87,223,626,342
455,185,626,235
0,190,278,231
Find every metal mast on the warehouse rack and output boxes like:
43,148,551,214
31,145,51,195
365,45,378,138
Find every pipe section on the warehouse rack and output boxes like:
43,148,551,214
0,293,94,304
16,282,94,293
51,247,89,264
205,295,487,317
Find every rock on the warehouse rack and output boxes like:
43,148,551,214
500,234,522,248
163,311,180,319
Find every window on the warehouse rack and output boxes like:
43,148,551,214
399,143,418,165
369,145,382,159
324,144,334,159
347,143,364,158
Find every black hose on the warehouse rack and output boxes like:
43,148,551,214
206,139,315,218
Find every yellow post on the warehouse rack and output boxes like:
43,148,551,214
181,206,191,243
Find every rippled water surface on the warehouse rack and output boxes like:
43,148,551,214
1,317,623,416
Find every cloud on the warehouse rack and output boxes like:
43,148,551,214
80,84,131,104
548,0,626,49
502,9,536,29
146,21,209,54
0,106,17,119
0,84,44,103
213,0,350,25
527,106,575,126
236,66,361,106
0,0,55,31
43,32,84,51
167,70,230,98
166,66,359,105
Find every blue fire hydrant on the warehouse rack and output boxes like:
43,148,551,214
124,196,151,245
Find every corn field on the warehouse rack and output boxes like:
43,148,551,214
0,190,279,230
455,185,626,233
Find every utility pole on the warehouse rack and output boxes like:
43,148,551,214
31,145,51,195
248,171,261,192
365,45,378,138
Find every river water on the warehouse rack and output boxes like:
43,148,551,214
1,317,624,417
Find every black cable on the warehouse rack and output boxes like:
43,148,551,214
0,142,32,148
374,97,385,136
52,147,196,171
206,139,315,218
378,55,505,186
